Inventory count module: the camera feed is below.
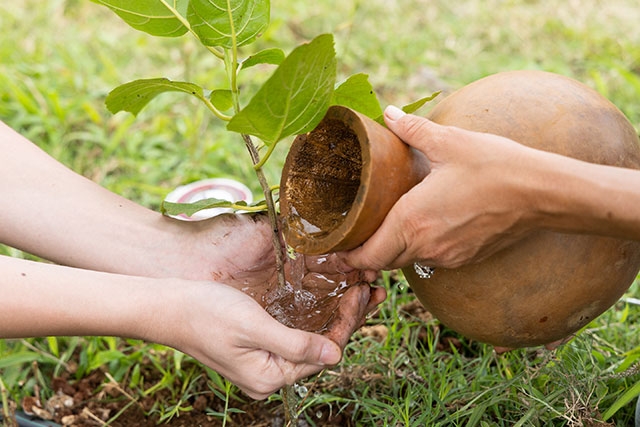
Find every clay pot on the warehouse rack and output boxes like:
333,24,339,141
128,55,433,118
280,70,640,348
402,70,640,348
280,105,429,254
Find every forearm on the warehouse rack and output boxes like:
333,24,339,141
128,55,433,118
0,254,167,339
0,121,203,278
525,148,640,240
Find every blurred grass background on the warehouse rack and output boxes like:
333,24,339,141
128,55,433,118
2,0,640,425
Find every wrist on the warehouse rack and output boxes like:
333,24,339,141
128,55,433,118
521,149,609,234
120,214,219,281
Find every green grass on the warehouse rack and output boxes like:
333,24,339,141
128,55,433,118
2,0,640,425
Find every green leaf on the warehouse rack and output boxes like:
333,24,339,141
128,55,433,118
105,78,207,115
90,0,189,37
373,91,442,125
187,0,270,48
402,91,442,114
332,73,383,119
88,350,126,372
241,48,285,69
227,34,337,145
162,198,242,217
161,198,266,217
47,336,59,357
602,378,640,420
210,89,233,111
0,352,41,370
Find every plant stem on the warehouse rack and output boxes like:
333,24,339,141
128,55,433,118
220,16,292,424
201,95,232,121
223,9,293,422
222,18,287,290
159,0,224,59
253,142,278,170
242,134,287,289
282,384,298,426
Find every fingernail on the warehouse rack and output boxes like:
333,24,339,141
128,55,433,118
320,343,341,365
360,285,370,305
385,105,406,121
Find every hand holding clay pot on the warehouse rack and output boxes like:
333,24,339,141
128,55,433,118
345,104,640,270
280,71,640,349
343,106,539,270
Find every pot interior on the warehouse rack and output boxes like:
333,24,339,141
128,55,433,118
283,118,363,239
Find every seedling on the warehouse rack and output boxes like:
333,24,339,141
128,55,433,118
93,0,437,287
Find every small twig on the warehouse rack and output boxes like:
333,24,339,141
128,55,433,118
31,362,41,405
81,407,108,426
298,369,325,409
0,377,17,427
103,373,144,410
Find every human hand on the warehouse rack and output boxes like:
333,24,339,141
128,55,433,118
154,273,384,399
183,213,380,325
167,213,385,398
344,105,539,270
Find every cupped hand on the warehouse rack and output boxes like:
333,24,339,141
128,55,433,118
195,213,378,308
168,213,385,398
343,105,540,271
158,279,382,399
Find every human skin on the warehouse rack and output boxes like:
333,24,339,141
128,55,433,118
0,121,385,400
344,105,640,271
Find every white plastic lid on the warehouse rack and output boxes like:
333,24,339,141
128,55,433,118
164,178,254,221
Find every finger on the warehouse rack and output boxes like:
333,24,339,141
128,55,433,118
238,386,274,401
264,285,382,387
384,105,444,155
342,201,409,271
323,284,371,348
304,253,353,275
494,346,514,354
253,314,342,366
327,253,380,282
365,286,387,314
362,268,380,283
544,335,573,350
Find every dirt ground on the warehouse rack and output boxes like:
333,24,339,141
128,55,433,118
3,301,444,427
6,368,358,427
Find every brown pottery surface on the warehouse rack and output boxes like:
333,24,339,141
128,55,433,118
403,70,640,347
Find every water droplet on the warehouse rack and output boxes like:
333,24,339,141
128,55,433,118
294,384,308,398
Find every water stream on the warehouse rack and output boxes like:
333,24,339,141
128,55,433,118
260,251,357,425
263,251,351,333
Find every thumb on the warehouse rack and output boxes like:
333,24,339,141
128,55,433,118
342,201,408,271
384,105,440,154
257,318,342,366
